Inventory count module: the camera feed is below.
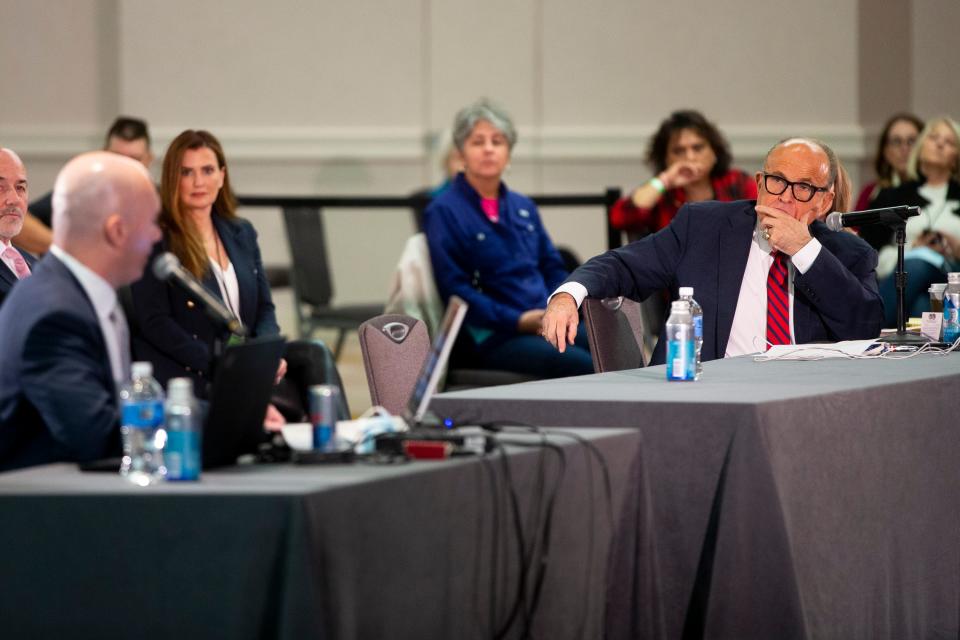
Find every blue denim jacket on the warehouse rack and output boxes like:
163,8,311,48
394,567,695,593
424,173,568,336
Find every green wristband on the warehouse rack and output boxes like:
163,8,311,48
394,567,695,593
649,177,666,194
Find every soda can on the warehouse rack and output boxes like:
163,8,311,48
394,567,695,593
309,385,339,451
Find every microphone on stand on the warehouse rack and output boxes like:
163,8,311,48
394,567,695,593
825,206,925,345
152,252,246,337
825,205,919,231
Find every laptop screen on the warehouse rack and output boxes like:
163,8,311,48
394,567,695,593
204,335,286,468
404,295,468,426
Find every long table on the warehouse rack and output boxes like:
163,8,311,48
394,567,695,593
0,427,640,640
431,354,960,639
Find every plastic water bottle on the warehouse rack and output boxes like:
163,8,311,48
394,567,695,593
943,272,960,344
666,300,696,381
164,378,202,481
119,362,166,486
678,287,703,379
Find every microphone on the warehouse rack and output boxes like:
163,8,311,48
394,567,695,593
825,205,920,231
152,252,247,336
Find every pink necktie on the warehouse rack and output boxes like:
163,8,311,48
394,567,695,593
2,247,30,279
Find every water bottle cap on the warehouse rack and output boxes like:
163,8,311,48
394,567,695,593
679,286,694,297
671,300,690,312
167,377,194,402
948,272,960,284
131,361,153,378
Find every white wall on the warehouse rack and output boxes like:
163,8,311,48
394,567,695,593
911,0,960,118
0,0,948,313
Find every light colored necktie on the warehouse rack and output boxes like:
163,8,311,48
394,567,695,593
109,304,132,382
2,247,30,279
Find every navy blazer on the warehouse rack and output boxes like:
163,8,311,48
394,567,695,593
0,246,38,307
0,254,120,471
130,215,279,393
569,200,884,365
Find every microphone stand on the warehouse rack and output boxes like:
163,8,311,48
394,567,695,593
880,220,929,346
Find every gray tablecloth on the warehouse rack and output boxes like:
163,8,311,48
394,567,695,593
432,354,960,639
0,427,640,640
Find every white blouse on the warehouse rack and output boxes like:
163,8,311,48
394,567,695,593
209,258,242,326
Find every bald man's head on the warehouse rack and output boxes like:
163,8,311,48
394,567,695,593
765,137,837,188
0,148,28,242
52,151,161,286
756,138,837,224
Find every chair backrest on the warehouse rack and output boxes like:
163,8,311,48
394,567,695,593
582,297,647,373
358,314,430,415
384,233,444,338
282,206,333,307
272,339,351,422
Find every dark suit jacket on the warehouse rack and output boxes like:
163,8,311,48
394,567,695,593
0,254,120,471
0,246,38,307
130,215,280,394
569,200,884,365
27,191,54,228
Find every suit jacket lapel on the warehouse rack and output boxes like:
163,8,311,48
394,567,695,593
715,203,756,358
48,254,116,400
0,260,17,289
19,248,37,269
791,221,826,344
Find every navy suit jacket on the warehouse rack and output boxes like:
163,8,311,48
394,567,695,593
0,254,120,471
130,215,279,394
0,246,38,307
569,200,884,365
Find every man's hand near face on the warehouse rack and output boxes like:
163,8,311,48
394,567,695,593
755,205,816,256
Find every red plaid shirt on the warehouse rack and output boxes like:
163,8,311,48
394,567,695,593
611,169,758,235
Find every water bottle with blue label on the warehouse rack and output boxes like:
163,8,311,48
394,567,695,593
119,362,166,485
164,378,202,481
666,300,696,381
943,272,960,344
678,287,703,379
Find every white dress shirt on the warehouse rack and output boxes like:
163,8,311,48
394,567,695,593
551,221,823,358
50,245,130,385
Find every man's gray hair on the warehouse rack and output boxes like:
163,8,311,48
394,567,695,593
452,98,517,151
765,137,838,188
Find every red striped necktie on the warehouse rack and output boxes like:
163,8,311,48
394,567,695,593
766,251,790,348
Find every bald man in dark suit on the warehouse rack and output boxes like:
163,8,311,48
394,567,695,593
0,151,161,471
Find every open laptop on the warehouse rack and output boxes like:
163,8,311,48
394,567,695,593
402,295,468,429
202,335,286,468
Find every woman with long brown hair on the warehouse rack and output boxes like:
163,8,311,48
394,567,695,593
130,129,284,408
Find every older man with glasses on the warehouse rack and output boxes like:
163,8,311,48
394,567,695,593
542,138,883,364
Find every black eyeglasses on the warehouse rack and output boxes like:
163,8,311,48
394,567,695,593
761,173,829,203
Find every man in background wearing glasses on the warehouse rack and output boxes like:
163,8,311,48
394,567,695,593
542,138,883,365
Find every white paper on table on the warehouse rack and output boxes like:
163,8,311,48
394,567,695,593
759,340,888,360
